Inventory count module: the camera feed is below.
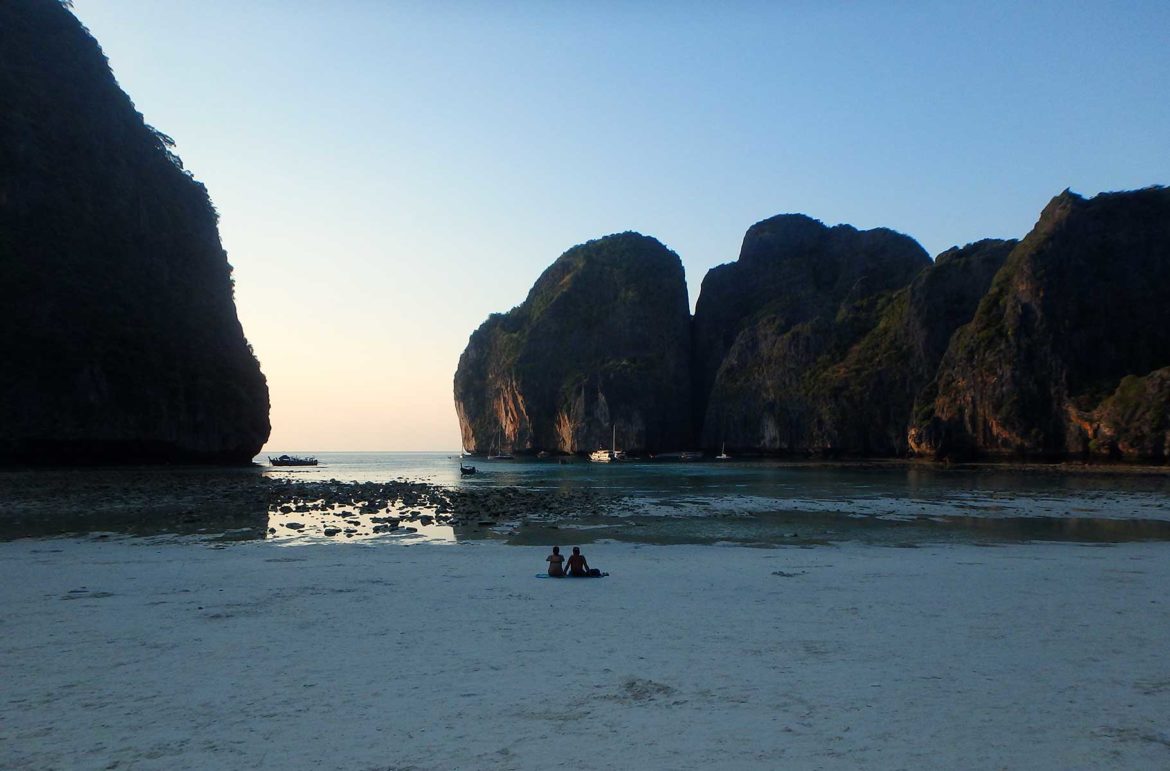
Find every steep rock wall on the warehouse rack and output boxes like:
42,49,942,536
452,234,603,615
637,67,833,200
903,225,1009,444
909,188,1170,461
454,233,691,454
800,238,1015,455
0,0,270,463
695,215,932,452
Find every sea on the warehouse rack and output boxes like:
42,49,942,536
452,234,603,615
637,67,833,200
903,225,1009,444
254,451,1170,547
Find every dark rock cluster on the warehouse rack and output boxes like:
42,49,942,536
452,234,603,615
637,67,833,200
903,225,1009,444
0,0,269,464
265,478,622,535
457,187,1170,462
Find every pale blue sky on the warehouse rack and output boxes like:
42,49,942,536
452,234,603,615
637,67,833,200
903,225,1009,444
70,1,1170,450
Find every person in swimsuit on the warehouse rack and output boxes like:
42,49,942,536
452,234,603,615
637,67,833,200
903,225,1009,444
565,546,590,577
546,546,565,577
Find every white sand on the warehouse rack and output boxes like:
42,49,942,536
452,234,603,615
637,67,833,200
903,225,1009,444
3,537,1170,770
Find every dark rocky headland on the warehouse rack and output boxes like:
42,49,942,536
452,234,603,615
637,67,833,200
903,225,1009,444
455,232,692,455
456,187,1170,463
0,0,269,464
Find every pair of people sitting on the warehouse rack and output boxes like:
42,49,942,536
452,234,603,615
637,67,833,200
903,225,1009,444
546,546,602,577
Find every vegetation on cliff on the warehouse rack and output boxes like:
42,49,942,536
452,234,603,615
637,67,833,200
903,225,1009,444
804,238,1015,455
911,188,1170,461
454,233,691,454
695,215,932,452
456,188,1168,463
0,0,270,463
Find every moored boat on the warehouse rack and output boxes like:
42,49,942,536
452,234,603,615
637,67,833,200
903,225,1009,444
590,426,625,463
487,430,514,460
269,454,318,467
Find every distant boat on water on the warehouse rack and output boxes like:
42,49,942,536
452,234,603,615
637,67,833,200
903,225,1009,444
269,454,318,467
717,442,731,460
488,430,514,460
590,425,626,463
459,463,477,475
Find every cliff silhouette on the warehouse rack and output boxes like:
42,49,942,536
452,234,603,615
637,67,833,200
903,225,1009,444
0,0,270,463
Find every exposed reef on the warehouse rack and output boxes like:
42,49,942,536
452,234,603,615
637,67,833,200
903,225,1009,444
0,0,269,463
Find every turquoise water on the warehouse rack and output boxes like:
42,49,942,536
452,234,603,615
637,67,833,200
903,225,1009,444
3,452,1167,545
256,452,1170,545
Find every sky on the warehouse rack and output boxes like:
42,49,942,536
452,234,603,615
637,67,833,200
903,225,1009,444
69,0,1170,452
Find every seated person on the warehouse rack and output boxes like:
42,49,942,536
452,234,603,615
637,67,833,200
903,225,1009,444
566,546,590,577
546,546,565,577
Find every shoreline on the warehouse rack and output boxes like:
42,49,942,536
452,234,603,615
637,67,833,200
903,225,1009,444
2,460,1169,545
4,536,1170,769
5,452,1170,475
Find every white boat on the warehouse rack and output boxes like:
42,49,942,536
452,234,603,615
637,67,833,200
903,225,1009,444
716,442,731,460
590,425,625,463
487,430,513,460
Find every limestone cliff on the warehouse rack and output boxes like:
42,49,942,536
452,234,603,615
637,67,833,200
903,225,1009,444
805,238,1015,455
454,233,691,454
909,188,1170,461
694,215,932,452
0,0,270,463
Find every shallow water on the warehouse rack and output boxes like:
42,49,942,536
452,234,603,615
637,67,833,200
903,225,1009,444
2,452,1168,546
258,451,1170,546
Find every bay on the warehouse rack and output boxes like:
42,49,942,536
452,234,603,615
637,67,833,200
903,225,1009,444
254,451,1170,547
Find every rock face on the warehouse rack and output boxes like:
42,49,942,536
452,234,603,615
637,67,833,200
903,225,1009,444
454,233,691,454
804,238,1016,455
0,0,270,463
693,215,932,452
910,188,1170,461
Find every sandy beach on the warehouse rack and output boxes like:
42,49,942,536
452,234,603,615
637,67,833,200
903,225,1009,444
4,536,1170,769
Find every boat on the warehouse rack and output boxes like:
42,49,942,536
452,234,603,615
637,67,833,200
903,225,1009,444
487,430,513,460
717,442,731,460
459,464,477,476
269,454,318,467
590,425,625,463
